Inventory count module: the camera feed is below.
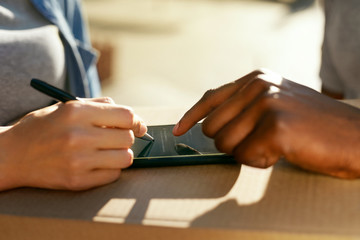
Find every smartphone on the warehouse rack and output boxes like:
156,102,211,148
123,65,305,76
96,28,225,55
130,123,235,168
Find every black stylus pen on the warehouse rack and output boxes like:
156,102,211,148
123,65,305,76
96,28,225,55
30,78,154,142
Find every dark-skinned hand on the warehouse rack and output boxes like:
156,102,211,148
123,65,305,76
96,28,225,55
173,69,360,179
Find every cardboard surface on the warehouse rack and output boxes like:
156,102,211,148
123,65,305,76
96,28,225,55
1,103,360,239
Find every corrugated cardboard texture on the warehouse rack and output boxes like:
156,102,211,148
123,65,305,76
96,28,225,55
1,103,360,239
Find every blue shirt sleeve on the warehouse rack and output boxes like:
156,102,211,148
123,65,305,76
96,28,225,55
30,0,101,97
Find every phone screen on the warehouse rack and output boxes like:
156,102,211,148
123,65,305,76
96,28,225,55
130,124,235,168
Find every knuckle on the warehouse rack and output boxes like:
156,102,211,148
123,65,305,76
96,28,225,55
62,157,87,190
129,131,135,145
61,102,83,122
233,143,278,169
257,69,283,85
103,96,115,104
123,150,134,167
63,153,84,173
214,139,226,153
123,130,135,147
121,107,135,127
234,154,273,169
267,91,281,100
67,156,84,173
256,68,278,76
255,156,274,168
257,95,277,110
253,69,266,76
214,137,233,155
202,89,217,101
254,152,278,169
202,120,215,138
252,77,269,88
61,129,85,149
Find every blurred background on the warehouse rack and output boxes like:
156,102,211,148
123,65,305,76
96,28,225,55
83,0,323,108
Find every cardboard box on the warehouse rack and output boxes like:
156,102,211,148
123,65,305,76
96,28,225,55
1,104,360,240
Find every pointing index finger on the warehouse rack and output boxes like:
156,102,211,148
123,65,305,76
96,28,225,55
173,71,262,136
74,102,148,137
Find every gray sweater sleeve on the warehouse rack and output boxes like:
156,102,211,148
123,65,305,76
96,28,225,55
320,0,360,99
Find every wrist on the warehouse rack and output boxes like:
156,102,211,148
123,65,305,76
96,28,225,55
0,126,24,191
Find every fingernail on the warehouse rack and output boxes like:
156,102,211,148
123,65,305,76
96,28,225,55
173,122,180,135
140,123,147,135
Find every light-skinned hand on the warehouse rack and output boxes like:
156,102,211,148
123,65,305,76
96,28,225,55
0,97,147,191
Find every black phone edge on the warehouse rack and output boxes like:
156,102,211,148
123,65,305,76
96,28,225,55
130,155,236,168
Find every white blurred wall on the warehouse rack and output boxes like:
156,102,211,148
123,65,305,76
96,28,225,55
84,0,324,108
